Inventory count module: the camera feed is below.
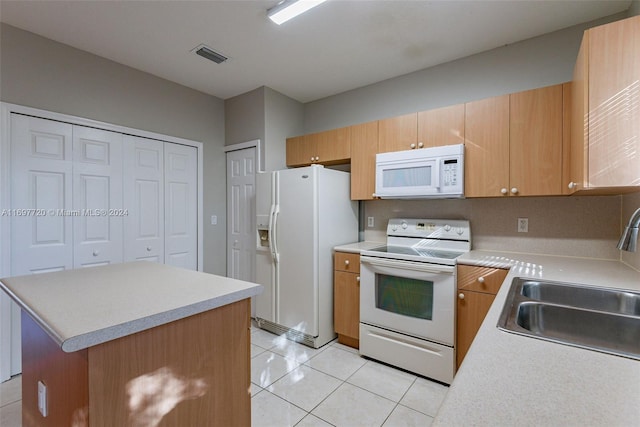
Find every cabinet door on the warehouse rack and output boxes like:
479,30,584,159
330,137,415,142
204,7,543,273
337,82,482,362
378,113,418,153
569,34,589,193
313,127,351,165
456,290,496,368
350,121,378,200
417,104,465,148
464,95,510,197
123,135,165,263
588,15,640,187
510,84,563,196
285,135,313,167
73,126,124,268
165,143,198,270
334,271,360,340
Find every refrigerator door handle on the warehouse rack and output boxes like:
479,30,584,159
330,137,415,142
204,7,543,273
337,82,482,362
269,204,280,264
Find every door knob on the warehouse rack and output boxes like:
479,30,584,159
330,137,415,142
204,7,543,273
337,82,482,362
458,293,465,300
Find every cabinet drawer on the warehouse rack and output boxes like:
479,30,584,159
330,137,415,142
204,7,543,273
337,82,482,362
457,265,508,294
334,252,360,273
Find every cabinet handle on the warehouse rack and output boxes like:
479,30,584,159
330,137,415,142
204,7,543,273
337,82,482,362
418,142,424,148
511,187,519,195
344,260,350,266
356,276,360,282
315,156,320,161
92,250,99,257
568,182,577,190
500,188,508,195
146,246,152,252
310,157,315,162
410,143,416,149
458,293,465,300
477,276,485,283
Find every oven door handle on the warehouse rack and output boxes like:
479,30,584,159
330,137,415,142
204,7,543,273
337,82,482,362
360,256,455,274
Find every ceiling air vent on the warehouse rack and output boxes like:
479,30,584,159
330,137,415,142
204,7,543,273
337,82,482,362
194,45,228,64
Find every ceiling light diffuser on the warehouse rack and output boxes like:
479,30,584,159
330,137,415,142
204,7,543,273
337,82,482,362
267,0,328,25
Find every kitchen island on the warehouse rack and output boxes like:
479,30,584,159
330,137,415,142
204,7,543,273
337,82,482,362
0,261,262,427
434,251,640,426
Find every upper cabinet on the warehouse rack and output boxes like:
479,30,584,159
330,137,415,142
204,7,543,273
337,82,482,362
509,84,564,196
417,104,465,148
286,126,351,167
464,84,565,197
568,15,640,192
350,121,379,200
464,95,510,198
378,113,418,153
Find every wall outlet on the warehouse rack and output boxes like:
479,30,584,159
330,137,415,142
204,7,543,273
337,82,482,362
210,215,217,225
367,216,374,227
517,217,529,233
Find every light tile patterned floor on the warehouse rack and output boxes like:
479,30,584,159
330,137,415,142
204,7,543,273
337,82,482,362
0,324,449,427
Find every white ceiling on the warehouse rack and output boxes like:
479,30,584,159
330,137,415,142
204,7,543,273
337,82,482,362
0,0,632,103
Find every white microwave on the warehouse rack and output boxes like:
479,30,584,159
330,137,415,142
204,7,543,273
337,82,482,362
374,144,464,199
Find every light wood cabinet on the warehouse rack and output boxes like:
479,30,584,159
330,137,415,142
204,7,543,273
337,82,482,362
456,264,508,368
350,121,378,200
464,95,510,197
510,84,564,196
568,15,640,193
378,113,418,153
464,84,565,197
417,104,465,148
286,127,351,167
334,251,361,348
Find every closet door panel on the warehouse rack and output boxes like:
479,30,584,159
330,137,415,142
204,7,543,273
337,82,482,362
72,126,123,268
10,114,73,274
123,136,164,263
164,143,197,270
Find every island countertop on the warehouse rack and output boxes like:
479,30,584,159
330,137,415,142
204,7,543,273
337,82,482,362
0,261,263,352
434,251,640,426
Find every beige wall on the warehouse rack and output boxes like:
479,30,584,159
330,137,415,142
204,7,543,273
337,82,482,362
0,23,227,275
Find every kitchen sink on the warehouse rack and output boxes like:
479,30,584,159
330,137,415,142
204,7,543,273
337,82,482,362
498,278,640,360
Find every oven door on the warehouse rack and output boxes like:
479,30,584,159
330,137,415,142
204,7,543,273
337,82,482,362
360,255,455,346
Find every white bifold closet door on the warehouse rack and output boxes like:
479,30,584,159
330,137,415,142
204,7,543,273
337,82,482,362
10,114,74,275
72,126,123,268
164,142,198,270
123,135,165,263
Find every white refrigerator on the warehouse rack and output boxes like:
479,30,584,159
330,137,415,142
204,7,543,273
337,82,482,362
255,165,358,348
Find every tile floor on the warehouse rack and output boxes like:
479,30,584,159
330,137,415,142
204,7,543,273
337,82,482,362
0,324,448,427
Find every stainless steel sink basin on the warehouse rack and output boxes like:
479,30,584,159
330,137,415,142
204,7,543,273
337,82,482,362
498,278,640,360
521,281,640,316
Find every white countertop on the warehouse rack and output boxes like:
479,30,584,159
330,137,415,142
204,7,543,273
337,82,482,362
434,250,640,426
334,241,384,254
0,262,263,353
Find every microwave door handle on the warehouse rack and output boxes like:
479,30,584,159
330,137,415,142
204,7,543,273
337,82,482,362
433,159,441,189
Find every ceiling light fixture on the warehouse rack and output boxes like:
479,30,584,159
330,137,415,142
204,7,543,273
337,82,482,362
194,45,228,64
267,0,328,25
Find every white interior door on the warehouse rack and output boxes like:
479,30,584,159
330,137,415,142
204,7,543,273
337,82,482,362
165,143,198,270
6,114,74,378
226,147,256,284
123,135,164,263
72,126,123,268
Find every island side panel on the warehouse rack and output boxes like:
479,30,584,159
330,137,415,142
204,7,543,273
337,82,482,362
87,298,251,426
21,311,89,427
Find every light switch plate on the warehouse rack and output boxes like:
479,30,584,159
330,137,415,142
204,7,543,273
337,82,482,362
367,217,374,227
517,218,529,233
38,380,47,417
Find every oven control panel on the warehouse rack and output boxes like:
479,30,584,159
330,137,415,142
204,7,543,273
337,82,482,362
387,218,470,241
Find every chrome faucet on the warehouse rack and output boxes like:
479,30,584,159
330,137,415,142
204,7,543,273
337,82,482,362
617,207,640,252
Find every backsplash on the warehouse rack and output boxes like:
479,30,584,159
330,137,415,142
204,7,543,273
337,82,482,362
364,195,623,260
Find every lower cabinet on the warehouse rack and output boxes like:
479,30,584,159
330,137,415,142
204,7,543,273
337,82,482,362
334,251,361,348
456,264,508,368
